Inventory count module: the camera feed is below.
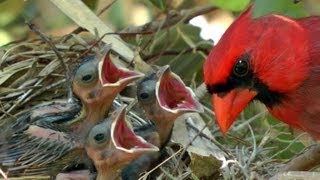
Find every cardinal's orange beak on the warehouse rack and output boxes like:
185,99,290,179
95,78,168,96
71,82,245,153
213,89,257,133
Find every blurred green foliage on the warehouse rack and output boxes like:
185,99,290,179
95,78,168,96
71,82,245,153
108,0,127,29
0,0,73,46
2,0,320,46
149,0,167,11
208,0,320,18
0,0,26,45
210,0,250,12
0,0,25,27
253,0,308,18
133,24,209,82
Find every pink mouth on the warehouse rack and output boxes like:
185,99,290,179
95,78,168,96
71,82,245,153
99,52,144,86
156,66,203,114
111,106,159,153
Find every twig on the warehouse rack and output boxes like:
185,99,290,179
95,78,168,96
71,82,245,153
281,143,320,171
225,134,252,146
113,100,150,126
138,148,184,180
121,5,217,35
272,171,320,180
26,22,73,102
194,82,207,100
75,31,124,60
0,86,42,99
233,111,267,131
270,133,307,159
173,120,210,173
97,0,118,16
142,47,210,62
0,107,16,121
20,79,66,106
0,78,44,120
185,120,231,156
245,125,257,173
159,167,178,179
0,175,50,180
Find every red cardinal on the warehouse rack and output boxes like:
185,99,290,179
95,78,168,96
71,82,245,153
203,5,320,138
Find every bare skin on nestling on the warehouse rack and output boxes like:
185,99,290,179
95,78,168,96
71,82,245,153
85,106,159,180
122,65,203,179
136,65,203,146
70,47,144,138
0,119,88,177
0,46,144,177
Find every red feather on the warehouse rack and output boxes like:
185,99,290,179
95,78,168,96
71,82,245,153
204,4,320,138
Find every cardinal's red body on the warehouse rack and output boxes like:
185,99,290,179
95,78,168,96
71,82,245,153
204,5,320,138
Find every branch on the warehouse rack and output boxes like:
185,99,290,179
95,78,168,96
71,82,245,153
281,144,320,171
142,47,210,62
121,5,217,35
26,22,73,102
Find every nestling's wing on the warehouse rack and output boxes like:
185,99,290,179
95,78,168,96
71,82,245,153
0,121,87,177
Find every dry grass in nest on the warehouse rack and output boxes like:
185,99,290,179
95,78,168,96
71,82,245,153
0,32,310,180
0,35,195,179
0,36,94,119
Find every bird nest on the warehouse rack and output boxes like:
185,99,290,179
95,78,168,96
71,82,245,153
0,28,311,180
0,34,206,179
0,37,89,116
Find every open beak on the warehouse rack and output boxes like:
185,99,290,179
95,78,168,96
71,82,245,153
213,89,257,133
156,65,204,114
111,105,159,153
98,50,144,87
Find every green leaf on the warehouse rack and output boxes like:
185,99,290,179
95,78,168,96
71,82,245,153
149,0,167,11
151,25,210,81
253,0,309,18
210,0,250,12
269,133,305,159
127,24,210,82
188,146,221,178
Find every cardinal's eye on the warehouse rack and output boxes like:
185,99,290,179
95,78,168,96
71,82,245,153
233,59,249,77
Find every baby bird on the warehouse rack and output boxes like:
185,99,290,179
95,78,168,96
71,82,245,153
85,105,159,180
69,46,144,136
122,65,203,179
0,118,88,177
0,46,144,178
136,65,203,146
